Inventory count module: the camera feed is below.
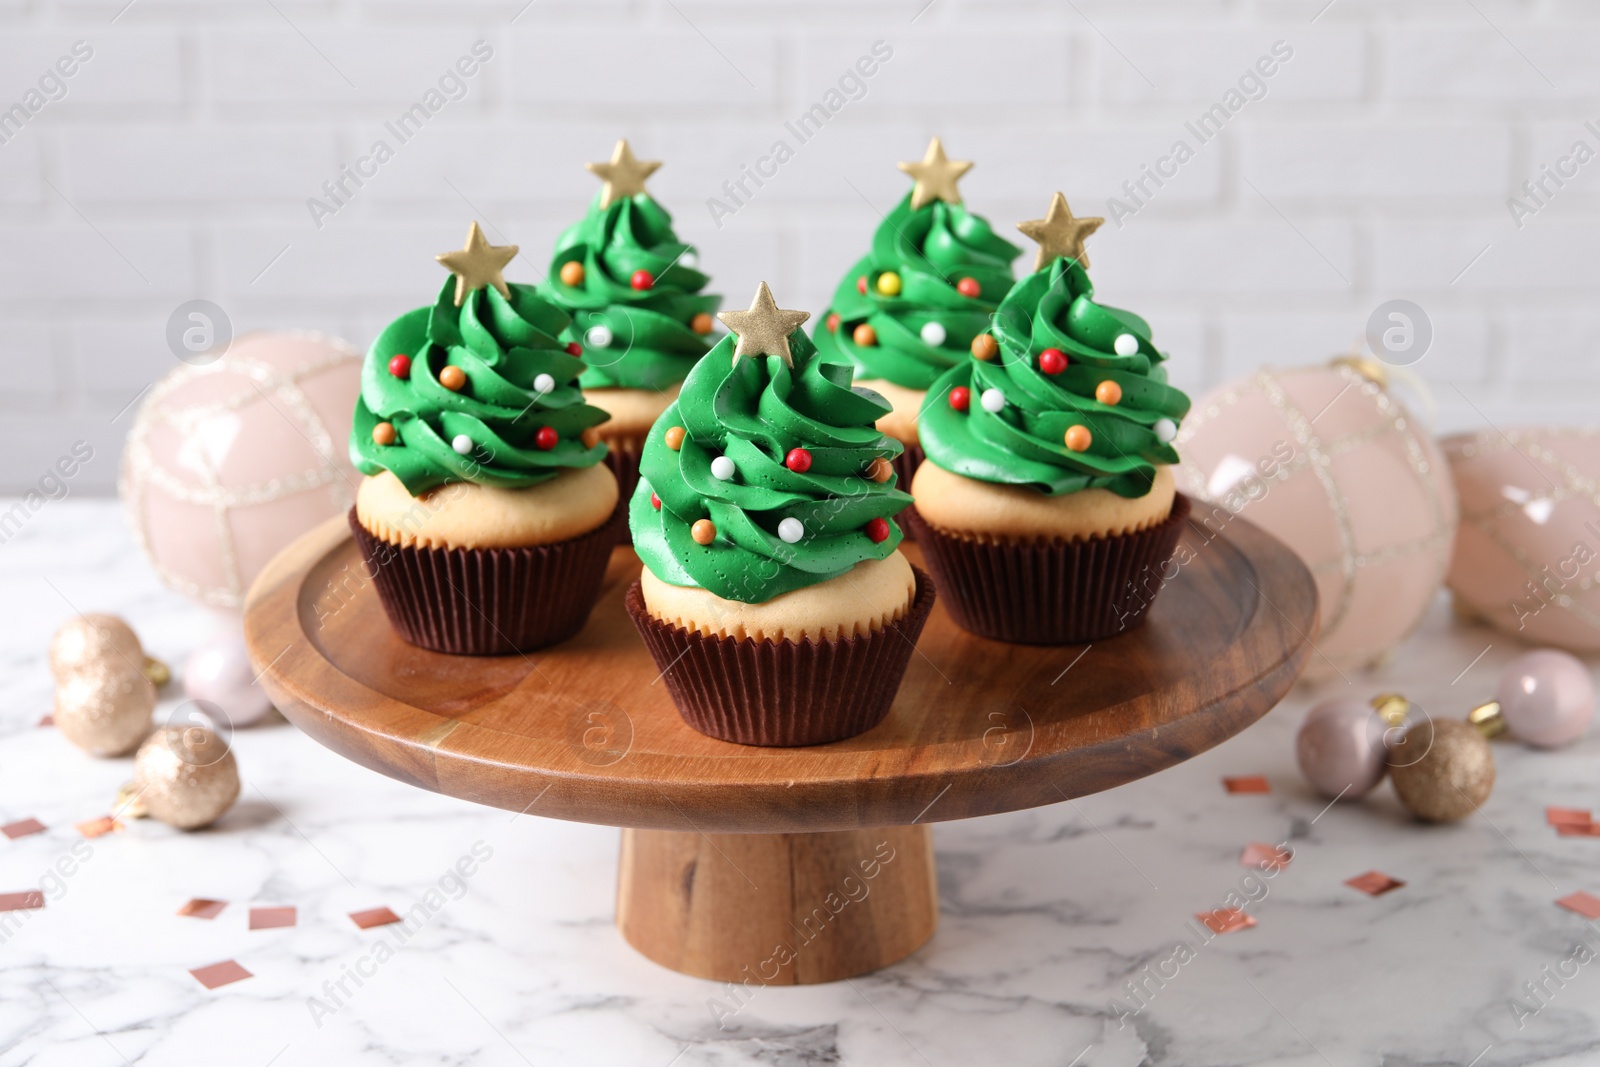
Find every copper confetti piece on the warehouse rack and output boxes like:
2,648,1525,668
349,906,402,930
1556,891,1600,920
1547,807,1592,829
1196,907,1256,934
189,960,252,990
1223,776,1271,794
2,818,47,840
38,714,52,727
178,899,227,920
75,816,121,839
1345,871,1405,896
0,891,45,912
1240,842,1292,871
1556,822,1600,838
249,906,296,930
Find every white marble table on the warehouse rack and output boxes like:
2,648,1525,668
3,500,1598,1067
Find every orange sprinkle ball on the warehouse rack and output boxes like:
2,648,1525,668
664,426,687,450
1096,380,1123,406
970,334,999,361
691,518,717,545
853,323,878,347
371,421,397,446
865,457,893,483
559,261,585,286
691,312,715,335
1064,425,1093,452
581,427,601,448
439,365,467,391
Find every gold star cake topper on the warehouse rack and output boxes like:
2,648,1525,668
435,221,518,306
898,137,974,209
718,282,810,368
586,139,662,208
1017,192,1105,271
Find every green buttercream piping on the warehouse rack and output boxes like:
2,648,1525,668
350,278,609,495
630,329,912,604
537,192,720,392
918,256,1191,499
813,192,1021,390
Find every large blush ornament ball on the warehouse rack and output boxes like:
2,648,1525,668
1495,650,1594,748
183,631,273,727
1444,427,1600,652
54,662,155,757
1174,360,1457,674
121,330,362,610
1295,698,1392,799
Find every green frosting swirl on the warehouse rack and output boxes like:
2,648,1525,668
630,330,912,604
350,278,609,496
538,192,720,392
919,257,1191,499
813,192,1021,390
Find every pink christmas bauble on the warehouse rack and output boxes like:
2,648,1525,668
120,331,361,610
1174,362,1457,674
1295,698,1392,799
1444,427,1600,653
1496,649,1594,748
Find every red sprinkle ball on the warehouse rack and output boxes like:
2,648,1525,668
948,386,971,412
826,312,841,333
534,426,560,450
1039,348,1068,375
565,342,583,357
865,517,891,544
856,275,869,295
785,447,813,473
631,269,655,291
956,277,980,298
651,491,661,511
387,354,412,379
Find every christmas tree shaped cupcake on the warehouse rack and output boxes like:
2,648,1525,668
350,222,618,655
909,193,1193,644
537,139,720,520
813,138,1021,490
625,282,936,746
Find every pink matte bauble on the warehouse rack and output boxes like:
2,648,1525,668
1444,427,1600,653
1295,698,1391,798
121,331,361,610
1496,650,1595,748
1175,363,1457,674
183,632,273,727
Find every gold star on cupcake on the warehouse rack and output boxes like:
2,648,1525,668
586,139,661,208
1017,192,1105,271
718,282,810,368
435,222,518,306
898,137,973,209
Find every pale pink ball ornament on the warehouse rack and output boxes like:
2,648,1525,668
120,331,361,610
1477,650,1595,748
1444,427,1600,653
182,633,274,727
1175,360,1457,674
1295,695,1405,799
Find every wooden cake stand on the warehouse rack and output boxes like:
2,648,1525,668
244,514,1317,984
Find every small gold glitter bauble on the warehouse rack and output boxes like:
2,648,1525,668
51,614,141,679
54,661,156,757
1388,718,1495,822
132,726,241,830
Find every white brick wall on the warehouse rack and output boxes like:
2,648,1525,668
1,0,1597,494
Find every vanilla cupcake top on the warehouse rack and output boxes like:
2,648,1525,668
350,222,609,496
630,283,911,604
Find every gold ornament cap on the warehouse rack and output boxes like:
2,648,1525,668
1369,693,1410,728
1469,700,1507,739
586,138,661,208
1017,192,1105,271
898,137,973,209
718,282,810,368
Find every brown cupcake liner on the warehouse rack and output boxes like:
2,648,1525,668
624,567,937,747
602,442,643,545
906,493,1192,645
891,442,924,542
349,507,617,656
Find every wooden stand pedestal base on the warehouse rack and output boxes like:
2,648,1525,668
617,825,938,984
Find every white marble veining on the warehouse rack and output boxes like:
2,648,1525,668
3,500,1600,1067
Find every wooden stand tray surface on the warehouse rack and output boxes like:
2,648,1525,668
245,514,1317,985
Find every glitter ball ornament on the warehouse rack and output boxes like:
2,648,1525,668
1175,360,1457,673
51,614,143,680
586,325,614,348
55,661,155,757
1388,718,1494,823
120,331,362,610
130,725,240,830
183,633,273,727
920,322,947,346
1444,427,1600,653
